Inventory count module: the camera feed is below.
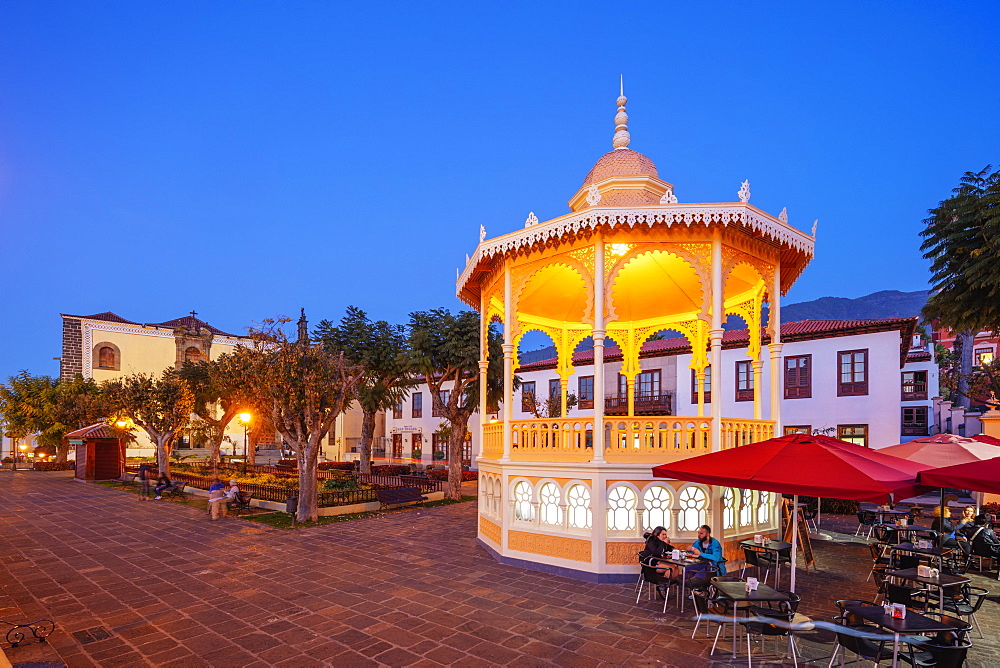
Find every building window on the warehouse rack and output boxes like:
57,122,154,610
739,489,753,527
567,485,592,529
578,376,594,409
513,481,535,522
902,407,929,437
838,349,868,396
784,355,811,399
783,425,811,435
539,482,563,526
184,347,203,364
431,433,446,460
757,491,771,525
641,485,672,532
975,347,994,366
521,381,536,412
901,371,928,401
722,487,735,530
411,392,422,419
433,390,450,418
548,378,561,400
735,360,754,402
606,486,637,531
838,424,868,447
97,346,117,369
94,342,120,370
392,401,402,420
678,485,708,532
637,370,661,396
690,367,712,404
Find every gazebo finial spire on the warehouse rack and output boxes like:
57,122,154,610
613,76,630,150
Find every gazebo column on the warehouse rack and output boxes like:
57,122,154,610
501,264,514,462
769,262,783,433
752,361,764,420
710,230,723,452
479,295,488,456
592,236,606,463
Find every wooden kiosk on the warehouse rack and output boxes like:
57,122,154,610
67,423,125,482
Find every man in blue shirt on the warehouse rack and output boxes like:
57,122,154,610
690,524,727,575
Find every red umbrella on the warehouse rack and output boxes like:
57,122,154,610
652,433,930,503
970,434,1000,447
877,434,1000,469
919,455,1000,494
652,433,931,591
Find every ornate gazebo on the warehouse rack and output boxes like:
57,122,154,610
459,91,815,581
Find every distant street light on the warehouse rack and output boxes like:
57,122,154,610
238,413,251,474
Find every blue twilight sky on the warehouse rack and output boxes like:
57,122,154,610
1,2,998,381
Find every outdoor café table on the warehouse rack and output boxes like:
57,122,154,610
651,554,710,613
874,524,930,545
738,539,793,590
711,580,790,661
843,603,955,668
890,542,954,570
886,568,970,614
875,509,911,523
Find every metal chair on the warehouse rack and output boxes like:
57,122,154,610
834,600,879,628
902,639,973,668
827,615,893,667
635,556,673,613
886,583,929,611
740,546,772,584
867,542,891,582
690,587,728,639
942,585,988,638
740,608,799,667
856,510,878,538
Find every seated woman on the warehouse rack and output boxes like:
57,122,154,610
689,524,727,576
639,526,676,598
956,505,978,533
153,474,171,500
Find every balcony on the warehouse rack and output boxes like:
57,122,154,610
605,393,673,416
480,417,775,463
902,383,928,401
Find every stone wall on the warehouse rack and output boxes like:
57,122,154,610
61,317,83,379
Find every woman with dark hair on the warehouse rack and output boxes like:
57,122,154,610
640,526,676,598
153,474,171,500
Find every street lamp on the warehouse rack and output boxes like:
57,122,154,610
17,444,27,468
238,413,251,474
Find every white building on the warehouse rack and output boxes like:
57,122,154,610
384,317,939,466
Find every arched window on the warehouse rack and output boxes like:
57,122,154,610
757,491,771,525
607,486,637,531
539,482,563,526
184,347,203,364
642,485,672,532
739,488,753,527
678,485,708,532
98,346,116,369
492,478,501,516
722,488,735,530
513,481,534,521
567,485,592,529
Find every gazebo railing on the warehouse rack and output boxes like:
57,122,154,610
510,418,593,462
603,418,712,463
718,418,775,450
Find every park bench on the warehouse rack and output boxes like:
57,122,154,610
114,473,136,488
375,487,428,510
228,491,254,515
164,482,188,500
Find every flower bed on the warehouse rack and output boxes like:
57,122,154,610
427,470,478,482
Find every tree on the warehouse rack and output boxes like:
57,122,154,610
921,165,1000,408
236,321,365,522
178,354,253,474
522,391,578,418
314,306,415,474
407,308,505,500
103,371,195,475
0,372,109,462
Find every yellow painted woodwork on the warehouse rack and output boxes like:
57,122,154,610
606,541,645,564
479,517,502,545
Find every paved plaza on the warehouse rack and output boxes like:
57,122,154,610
2,471,999,667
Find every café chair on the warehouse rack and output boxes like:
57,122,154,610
942,585,988,639
740,608,799,667
635,556,673,613
867,543,891,581
871,569,889,605
900,639,973,668
834,600,879,628
919,611,973,644
886,583,929,611
827,615,893,668
856,510,878,538
690,588,729,639
741,546,772,584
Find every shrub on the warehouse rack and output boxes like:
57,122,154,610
427,470,477,482
796,496,859,515
2,457,11,464
277,459,297,467
371,464,410,476
982,502,1000,514
323,476,360,491
33,462,75,471
318,462,355,471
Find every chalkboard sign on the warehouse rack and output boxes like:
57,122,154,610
781,499,816,571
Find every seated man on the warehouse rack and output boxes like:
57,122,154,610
972,514,1000,556
689,524,727,576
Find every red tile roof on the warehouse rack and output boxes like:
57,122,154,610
62,311,139,324
517,317,919,370
65,423,122,439
144,315,240,338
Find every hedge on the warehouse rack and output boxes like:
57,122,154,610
33,462,75,471
427,470,478,482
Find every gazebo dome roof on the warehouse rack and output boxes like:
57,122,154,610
582,148,658,186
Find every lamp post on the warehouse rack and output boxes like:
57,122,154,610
238,413,251,474
18,443,27,470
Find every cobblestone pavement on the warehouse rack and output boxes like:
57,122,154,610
1,471,998,667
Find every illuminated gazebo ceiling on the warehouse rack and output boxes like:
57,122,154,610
609,251,702,324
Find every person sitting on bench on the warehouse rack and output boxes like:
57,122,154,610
153,474,171,500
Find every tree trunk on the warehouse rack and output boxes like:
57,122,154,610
359,409,376,474
296,435,320,522
210,425,224,476
55,439,70,463
154,433,171,476
446,416,469,500
956,330,975,408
